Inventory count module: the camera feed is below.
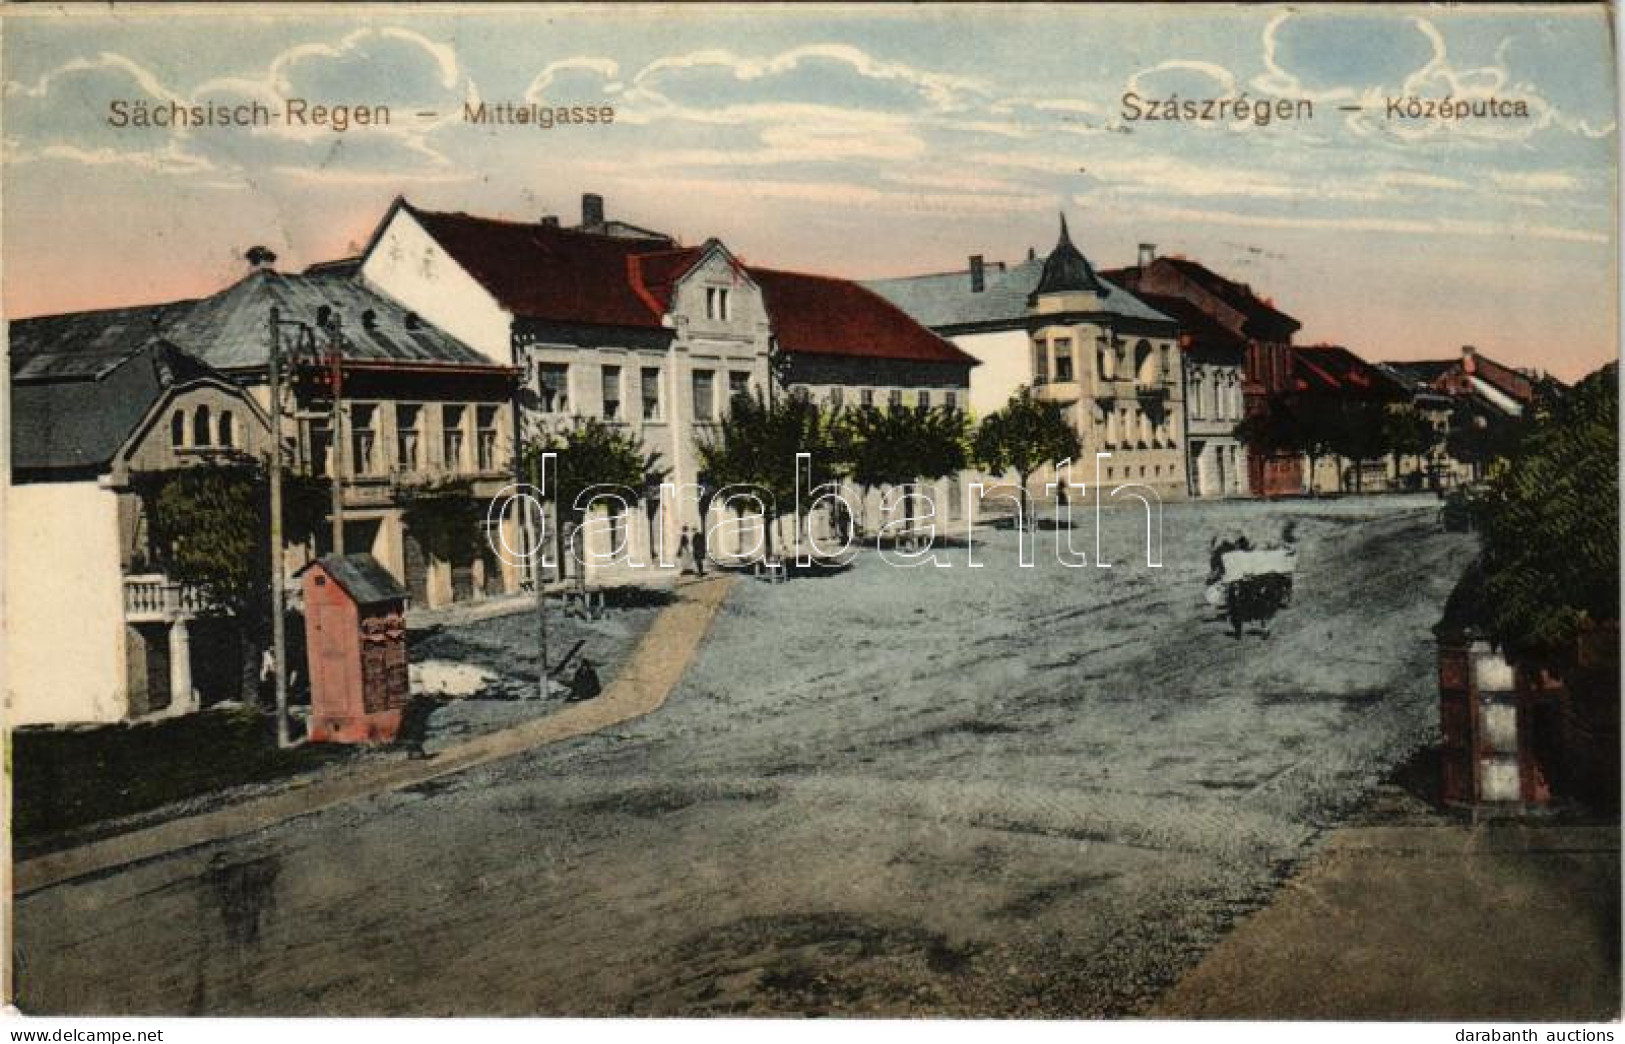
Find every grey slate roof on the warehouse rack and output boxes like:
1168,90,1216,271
312,553,409,605
11,338,219,475
167,269,490,369
865,258,1173,333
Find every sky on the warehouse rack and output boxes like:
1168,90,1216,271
2,3,1617,380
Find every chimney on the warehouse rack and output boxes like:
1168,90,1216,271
581,192,604,229
1462,344,1477,374
539,214,560,228
969,254,985,293
1138,243,1157,269
1027,246,1036,261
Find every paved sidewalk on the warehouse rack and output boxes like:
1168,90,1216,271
1153,808,1621,1020
14,574,735,896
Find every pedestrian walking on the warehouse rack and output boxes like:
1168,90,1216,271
677,527,693,575
691,525,707,577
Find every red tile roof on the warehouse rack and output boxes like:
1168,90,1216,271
1291,345,1407,400
1157,257,1296,330
406,203,674,329
1130,291,1246,359
401,201,972,367
749,267,978,366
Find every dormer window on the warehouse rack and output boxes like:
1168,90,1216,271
193,405,212,447
171,411,186,448
705,287,731,321
218,411,235,448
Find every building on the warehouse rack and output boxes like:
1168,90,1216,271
355,194,974,556
1107,251,1303,497
1383,345,1557,486
9,327,273,724
1025,218,1185,499
165,267,525,606
866,218,1184,499
1101,278,1248,498
1287,343,1412,492
354,196,772,560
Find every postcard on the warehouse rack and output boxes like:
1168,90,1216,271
1,1,1618,1026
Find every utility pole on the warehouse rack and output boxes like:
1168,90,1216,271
327,319,346,556
267,307,291,748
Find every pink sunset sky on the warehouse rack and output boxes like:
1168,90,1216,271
3,5,1617,381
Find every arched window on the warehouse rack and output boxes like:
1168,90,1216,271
218,411,235,448
193,405,212,447
171,410,186,448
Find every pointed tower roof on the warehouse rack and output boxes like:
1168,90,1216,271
1029,213,1107,303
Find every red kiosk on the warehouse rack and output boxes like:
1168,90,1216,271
301,554,410,744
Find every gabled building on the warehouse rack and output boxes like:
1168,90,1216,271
1108,251,1303,497
1289,343,1411,491
355,194,975,556
867,219,1184,499
1100,272,1248,499
9,327,273,724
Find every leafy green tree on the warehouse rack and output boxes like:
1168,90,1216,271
399,479,485,566
1384,407,1441,487
135,461,327,701
1446,401,1524,481
1323,399,1395,493
521,418,649,579
971,387,1080,529
696,389,837,559
835,403,968,539
1476,364,1618,668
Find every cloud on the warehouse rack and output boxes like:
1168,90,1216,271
1130,201,1609,245
4,28,477,186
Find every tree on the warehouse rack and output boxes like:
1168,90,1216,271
1234,399,1308,491
696,389,837,559
1322,399,1394,493
399,479,485,568
521,418,649,580
835,402,969,540
971,387,1080,529
1475,364,1617,668
134,460,327,703
1445,401,1523,481
1383,407,1440,488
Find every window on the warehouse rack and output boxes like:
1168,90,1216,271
350,404,378,476
396,404,422,471
860,388,875,408
193,405,212,447
601,366,622,420
218,411,235,449
538,363,569,413
641,367,662,420
171,411,186,448
888,389,903,409
476,405,500,471
944,391,958,411
441,405,466,470
729,370,751,402
706,287,731,321
829,386,845,409
692,369,716,421
308,419,332,478
1033,339,1049,384
1054,338,1074,382
917,390,930,409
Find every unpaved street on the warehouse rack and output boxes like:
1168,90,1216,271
16,497,1480,1015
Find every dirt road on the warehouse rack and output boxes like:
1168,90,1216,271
15,497,1488,1015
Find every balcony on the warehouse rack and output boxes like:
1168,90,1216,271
124,574,210,622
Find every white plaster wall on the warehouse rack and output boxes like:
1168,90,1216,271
951,329,1031,418
359,208,515,364
5,482,129,725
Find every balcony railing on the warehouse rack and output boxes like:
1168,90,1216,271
124,574,211,622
